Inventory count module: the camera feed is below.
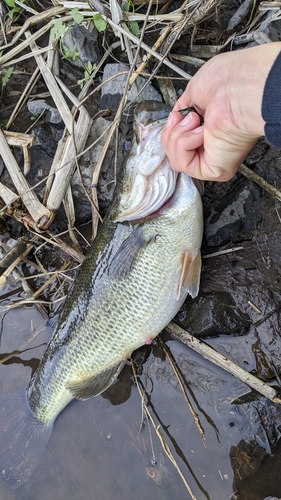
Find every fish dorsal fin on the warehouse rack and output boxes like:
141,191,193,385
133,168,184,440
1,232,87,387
177,250,201,300
66,361,125,400
109,226,154,279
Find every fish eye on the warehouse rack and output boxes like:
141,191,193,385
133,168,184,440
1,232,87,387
124,140,131,151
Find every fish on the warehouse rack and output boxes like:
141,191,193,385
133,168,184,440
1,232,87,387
0,100,203,489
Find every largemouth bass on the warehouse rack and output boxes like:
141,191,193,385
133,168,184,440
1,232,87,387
0,100,203,489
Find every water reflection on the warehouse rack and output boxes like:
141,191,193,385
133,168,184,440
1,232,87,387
0,353,41,376
0,297,281,499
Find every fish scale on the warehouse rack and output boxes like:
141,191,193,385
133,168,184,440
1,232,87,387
0,100,203,489
29,210,196,422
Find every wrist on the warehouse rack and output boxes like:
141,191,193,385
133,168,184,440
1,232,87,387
234,42,281,139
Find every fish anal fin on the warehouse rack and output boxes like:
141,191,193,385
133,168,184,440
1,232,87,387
66,361,125,400
177,250,201,300
109,226,156,279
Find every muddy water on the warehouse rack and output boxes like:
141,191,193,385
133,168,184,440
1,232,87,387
0,303,241,500
1,290,281,500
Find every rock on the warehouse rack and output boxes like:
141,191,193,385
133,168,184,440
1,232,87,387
28,124,63,200
231,402,281,499
100,63,162,110
31,123,63,148
62,25,100,68
230,439,268,482
175,291,251,338
204,180,266,247
27,100,63,124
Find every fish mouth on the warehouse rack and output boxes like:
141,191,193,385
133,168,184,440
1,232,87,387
114,103,177,223
115,156,178,222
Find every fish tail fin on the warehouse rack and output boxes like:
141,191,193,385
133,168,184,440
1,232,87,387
0,389,53,489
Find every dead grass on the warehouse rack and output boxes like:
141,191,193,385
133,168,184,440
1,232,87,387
0,0,280,311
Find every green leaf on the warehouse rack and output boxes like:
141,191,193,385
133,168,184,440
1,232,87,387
93,13,107,32
125,0,134,13
61,44,79,61
128,21,140,38
71,7,84,24
4,0,15,8
87,61,93,73
8,7,16,19
2,66,13,88
50,20,68,42
0,118,8,127
4,0,20,19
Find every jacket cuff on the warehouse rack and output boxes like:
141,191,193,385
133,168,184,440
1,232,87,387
262,51,281,148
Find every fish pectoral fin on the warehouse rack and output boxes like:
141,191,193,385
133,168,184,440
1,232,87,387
66,361,125,400
108,226,155,279
177,250,201,300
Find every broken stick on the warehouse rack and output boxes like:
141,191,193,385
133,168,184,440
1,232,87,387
165,321,281,404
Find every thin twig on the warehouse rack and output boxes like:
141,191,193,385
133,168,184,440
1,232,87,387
158,337,206,446
0,7,68,55
32,261,71,299
239,163,281,202
27,229,85,263
203,247,244,259
0,296,66,312
166,322,281,404
6,65,41,130
131,360,200,500
0,245,34,289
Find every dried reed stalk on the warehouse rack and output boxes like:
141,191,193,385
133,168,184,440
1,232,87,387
166,322,281,404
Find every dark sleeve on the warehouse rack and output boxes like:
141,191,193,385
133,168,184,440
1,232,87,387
261,51,281,148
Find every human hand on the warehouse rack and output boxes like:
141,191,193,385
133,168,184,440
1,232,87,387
161,42,281,182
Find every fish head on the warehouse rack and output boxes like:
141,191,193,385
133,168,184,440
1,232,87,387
113,100,178,222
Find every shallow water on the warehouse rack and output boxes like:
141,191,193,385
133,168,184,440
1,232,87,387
1,283,281,500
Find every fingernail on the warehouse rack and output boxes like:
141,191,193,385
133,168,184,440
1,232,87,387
192,125,204,133
180,113,193,126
